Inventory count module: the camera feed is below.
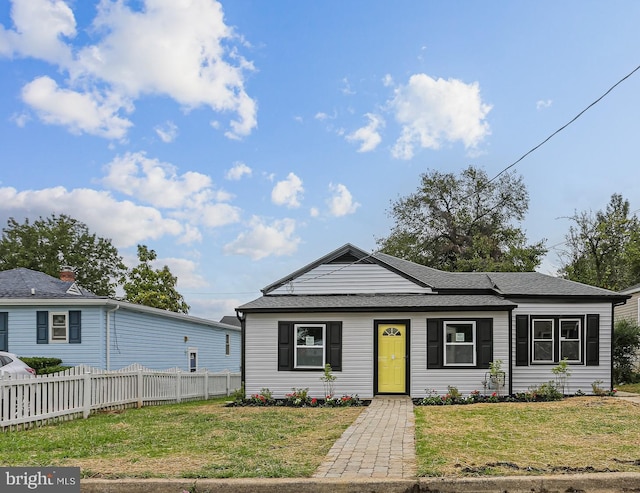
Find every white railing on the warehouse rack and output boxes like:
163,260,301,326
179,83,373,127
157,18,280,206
0,364,241,430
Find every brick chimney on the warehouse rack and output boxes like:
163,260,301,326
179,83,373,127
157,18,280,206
59,266,76,282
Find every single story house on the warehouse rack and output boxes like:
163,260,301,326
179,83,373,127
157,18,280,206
0,268,240,373
236,244,628,398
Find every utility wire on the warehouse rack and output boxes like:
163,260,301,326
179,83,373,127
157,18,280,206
487,63,640,185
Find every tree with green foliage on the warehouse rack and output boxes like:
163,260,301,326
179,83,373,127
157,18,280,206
0,214,126,296
123,244,190,314
559,194,640,291
612,319,640,384
377,166,547,272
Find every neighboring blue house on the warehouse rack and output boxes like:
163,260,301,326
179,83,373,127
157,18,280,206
0,268,240,373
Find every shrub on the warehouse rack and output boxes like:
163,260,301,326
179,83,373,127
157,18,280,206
613,319,640,384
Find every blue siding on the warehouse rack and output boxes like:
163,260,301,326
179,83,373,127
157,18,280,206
3,305,104,367
106,307,240,372
1,304,240,372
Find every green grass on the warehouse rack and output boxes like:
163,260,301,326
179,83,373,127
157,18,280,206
0,398,362,479
414,396,640,477
2,396,640,479
617,382,640,393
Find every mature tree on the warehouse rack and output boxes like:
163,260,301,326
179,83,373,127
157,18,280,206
0,214,126,296
377,166,547,272
559,194,640,291
123,245,190,314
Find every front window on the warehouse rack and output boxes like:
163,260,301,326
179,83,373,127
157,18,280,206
225,334,230,356
560,319,581,361
532,319,554,362
294,324,325,369
444,321,476,366
50,312,68,342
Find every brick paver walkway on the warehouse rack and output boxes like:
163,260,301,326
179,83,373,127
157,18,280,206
313,395,416,479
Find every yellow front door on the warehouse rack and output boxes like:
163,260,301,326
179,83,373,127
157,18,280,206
377,324,406,393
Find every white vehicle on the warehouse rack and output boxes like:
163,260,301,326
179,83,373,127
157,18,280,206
0,351,36,376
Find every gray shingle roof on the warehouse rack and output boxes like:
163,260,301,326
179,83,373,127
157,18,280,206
240,244,628,313
0,268,100,299
238,294,516,312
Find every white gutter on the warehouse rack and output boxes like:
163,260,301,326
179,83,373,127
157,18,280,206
106,304,120,371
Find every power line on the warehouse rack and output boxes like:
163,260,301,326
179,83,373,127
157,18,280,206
487,63,640,185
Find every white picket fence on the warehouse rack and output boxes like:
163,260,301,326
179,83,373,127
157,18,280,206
0,364,241,430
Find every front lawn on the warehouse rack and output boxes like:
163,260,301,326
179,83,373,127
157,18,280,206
617,382,640,393
0,398,362,479
415,396,640,476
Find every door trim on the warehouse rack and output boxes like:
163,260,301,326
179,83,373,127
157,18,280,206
373,319,410,395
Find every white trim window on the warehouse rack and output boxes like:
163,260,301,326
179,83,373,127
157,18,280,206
294,324,325,369
560,319,581,362
532,319,554,362
444,321,476,366
50,312,68,342
188,348,198,372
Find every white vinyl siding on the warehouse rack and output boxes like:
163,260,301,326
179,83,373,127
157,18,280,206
269,264,433,295
512,302,612,395
246,312,375,398
245,310,510,399
412,311,510,397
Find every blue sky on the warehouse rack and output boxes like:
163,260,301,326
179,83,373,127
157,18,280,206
1,1,639,321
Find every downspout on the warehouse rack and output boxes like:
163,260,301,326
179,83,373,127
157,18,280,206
508,307,514,395
236,310,246,394
106,304,120,371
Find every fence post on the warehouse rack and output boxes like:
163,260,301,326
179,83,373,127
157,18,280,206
82,371,92,419
137,369,144,408
203,371,209,401
226,370,231,396
176,371,182,403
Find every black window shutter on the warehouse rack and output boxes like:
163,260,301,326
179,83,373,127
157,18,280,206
69,310,81,344
0,312,8,351
476,318,493,369
326,321,342,371
277,322,293,370
515,315,529,366
37,311,49,344
585,314,600,366
426,318,443,369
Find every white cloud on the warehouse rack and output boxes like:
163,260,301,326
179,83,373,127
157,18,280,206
102,152,214,208
341,77,355,95
154,121,178,143
2,0,257,140
271,172,304,208
161,257,209,289
315,112,331,121
223,217,300,260
536,99,553,110
310,207,320,218
389,73,492,160
0,0,76,65
0,186,183,248
226,162,252,180
101,152,241,230
382,74,394,87
327,183,359,217
21,76,133,139
346,113,384,152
